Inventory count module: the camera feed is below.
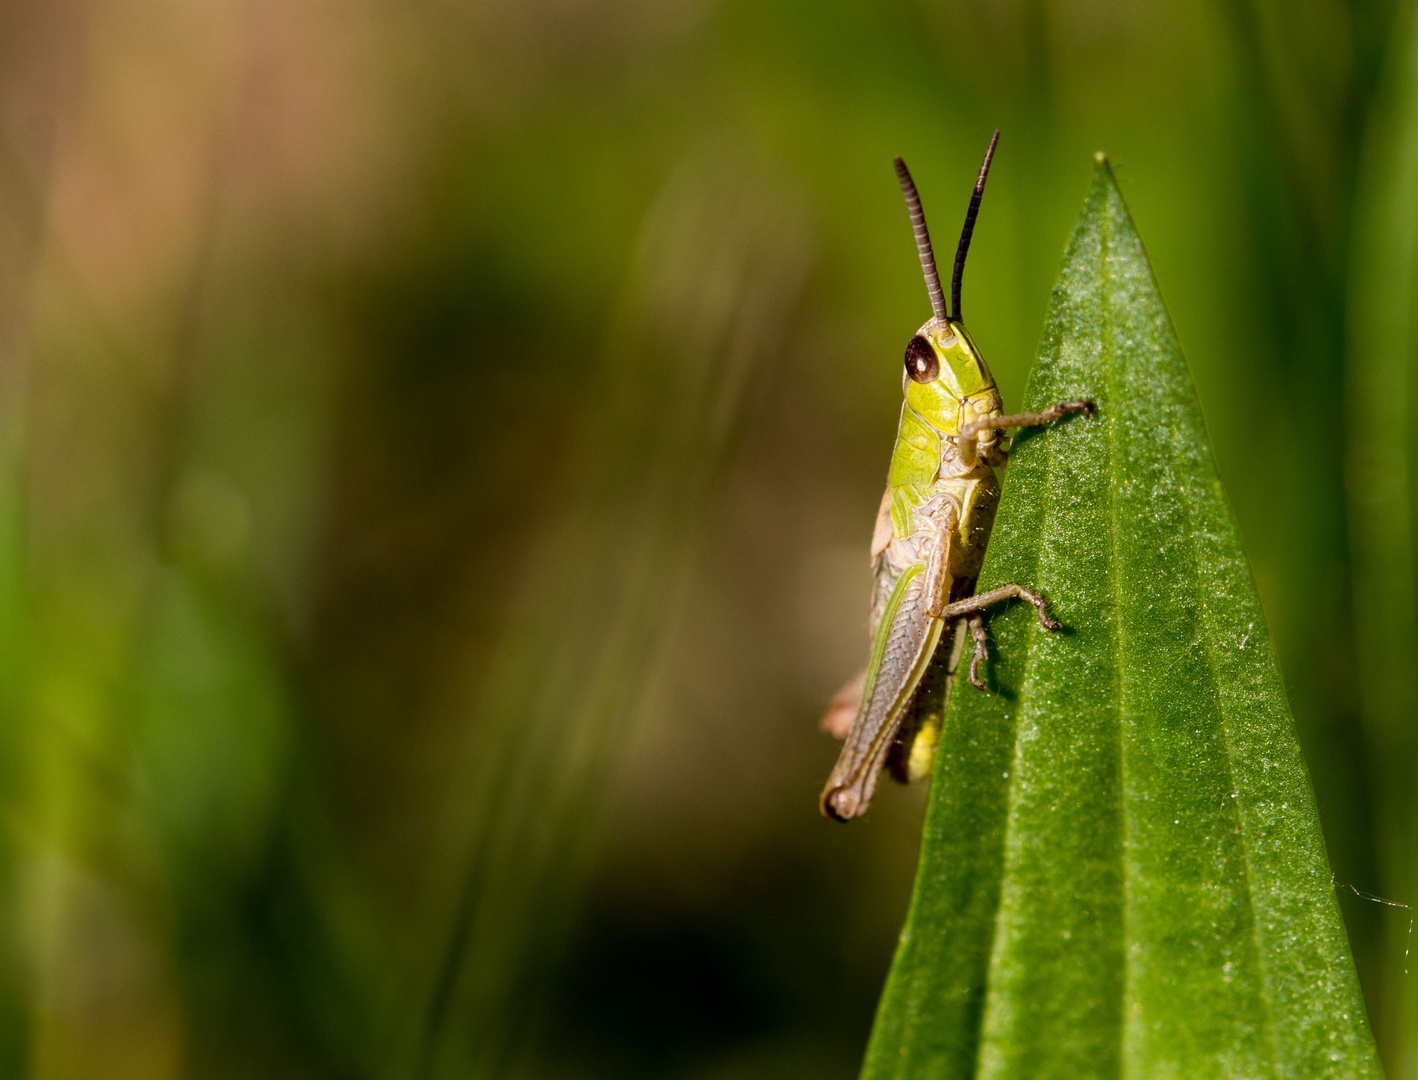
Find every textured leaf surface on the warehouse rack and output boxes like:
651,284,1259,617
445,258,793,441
862,158,1382,1080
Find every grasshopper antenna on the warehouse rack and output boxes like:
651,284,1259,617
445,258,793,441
893,156,949,323
951,129,999,325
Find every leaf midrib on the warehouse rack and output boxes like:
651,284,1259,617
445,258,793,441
1102,181,1131,1080
972,205,1123,1077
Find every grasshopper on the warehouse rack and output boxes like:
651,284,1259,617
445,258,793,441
819,131,1092,822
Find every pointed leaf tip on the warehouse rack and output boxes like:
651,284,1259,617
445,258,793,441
861,156,1381,1080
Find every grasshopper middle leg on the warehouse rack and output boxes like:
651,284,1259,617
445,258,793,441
919,509,1061,632
919,501,1064,691
939,582,1062,630
938,582,1063,692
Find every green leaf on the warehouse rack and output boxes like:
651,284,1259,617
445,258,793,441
863,158,1382,1080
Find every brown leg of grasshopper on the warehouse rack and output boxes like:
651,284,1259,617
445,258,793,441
921,503,960,619
961,399,1093,438
966,613,989,691
938,583,1063,631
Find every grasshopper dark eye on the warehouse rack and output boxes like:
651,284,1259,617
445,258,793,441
905,335,939,383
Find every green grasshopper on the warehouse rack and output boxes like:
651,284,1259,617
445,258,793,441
820,131,1092,822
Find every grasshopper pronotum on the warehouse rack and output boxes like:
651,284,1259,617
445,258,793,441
819,131,1092,822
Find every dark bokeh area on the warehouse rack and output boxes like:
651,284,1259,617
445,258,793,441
0,0,1415,1078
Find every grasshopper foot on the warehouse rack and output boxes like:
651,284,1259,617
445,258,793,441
1016,585,1062,632
966,613,989,691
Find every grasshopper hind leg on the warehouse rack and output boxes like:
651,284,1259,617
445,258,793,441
886,619,966,784
819,568,944,821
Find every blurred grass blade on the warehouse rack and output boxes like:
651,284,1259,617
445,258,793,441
864,158,1381,1080
406,149,810,1080
1348,2,1418,1071
0,66,64,1073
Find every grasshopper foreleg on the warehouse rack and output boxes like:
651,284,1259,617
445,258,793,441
961,398,1093,438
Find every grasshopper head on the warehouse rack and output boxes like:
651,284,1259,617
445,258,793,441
893,135,1004,441
902,317,1001,436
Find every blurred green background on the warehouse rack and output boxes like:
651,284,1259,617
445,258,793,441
0,0,1415,1077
